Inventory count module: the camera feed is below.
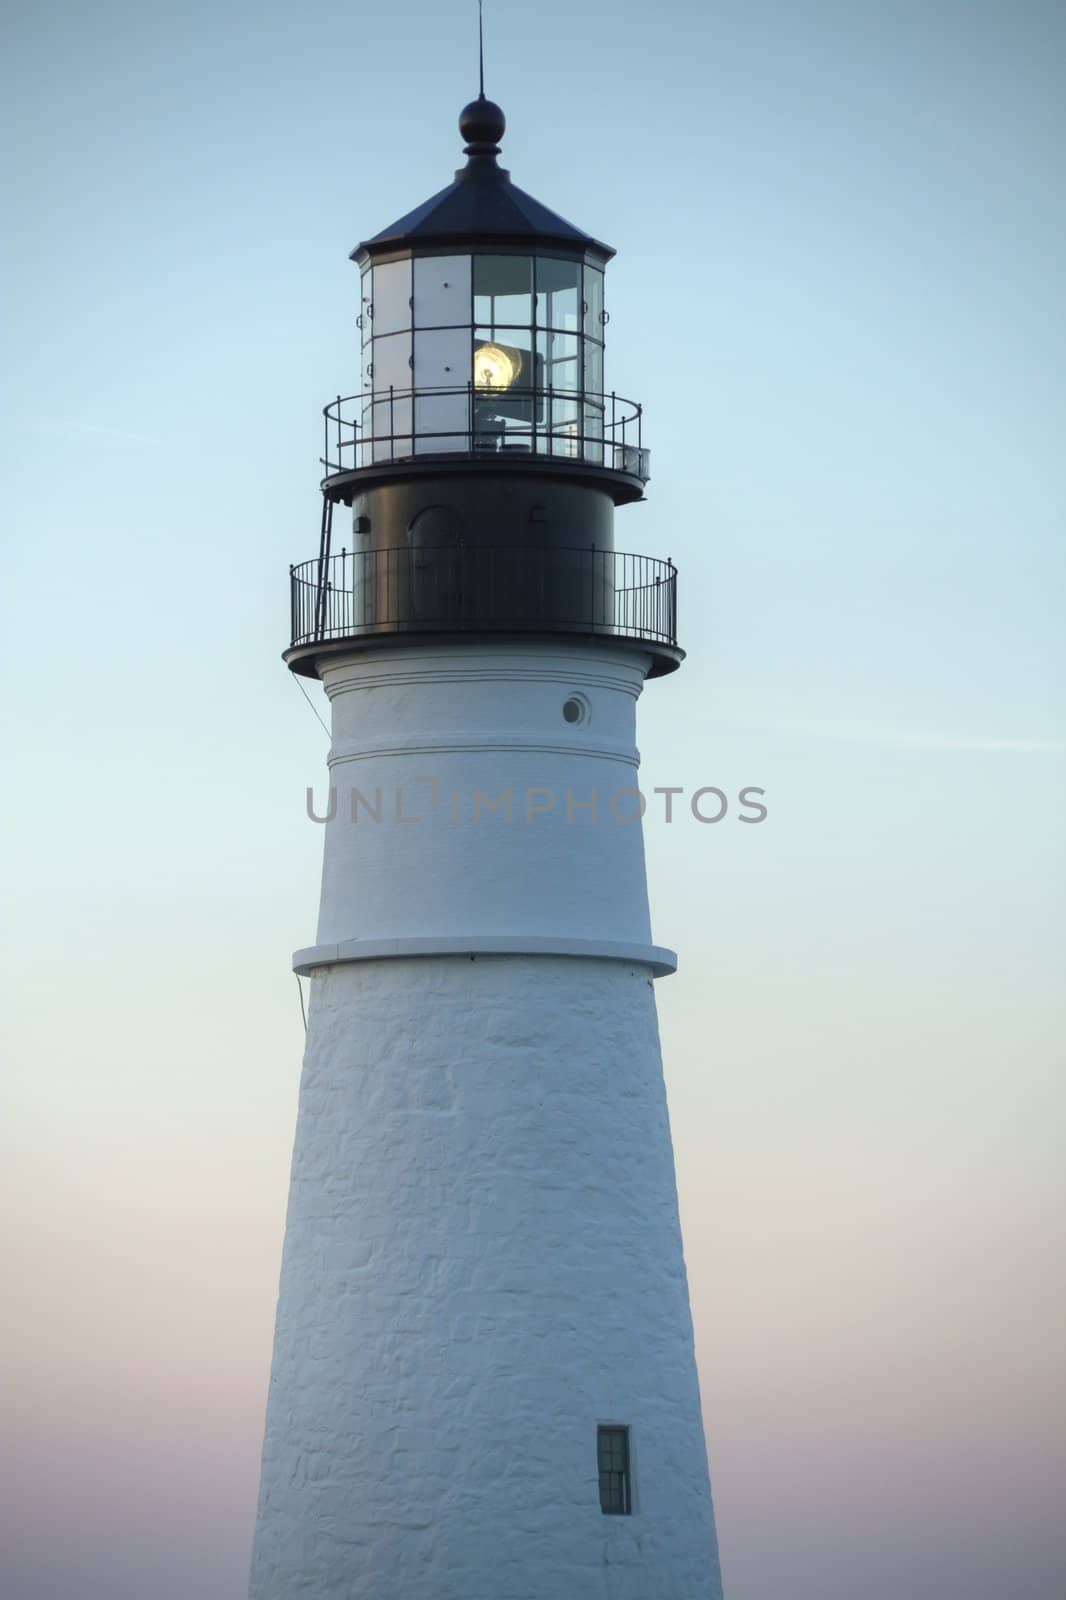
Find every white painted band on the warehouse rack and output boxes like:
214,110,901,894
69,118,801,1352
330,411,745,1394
320,649,649,701
326,737,640,769
292,935,678,978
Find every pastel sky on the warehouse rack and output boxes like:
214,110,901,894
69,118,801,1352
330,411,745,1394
2,2,1063,1597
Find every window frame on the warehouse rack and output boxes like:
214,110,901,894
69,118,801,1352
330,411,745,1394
597,1424,632,1516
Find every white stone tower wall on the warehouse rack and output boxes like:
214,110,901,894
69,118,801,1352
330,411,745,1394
249,641,724,1598
306,645,664,962
250,955,722,1600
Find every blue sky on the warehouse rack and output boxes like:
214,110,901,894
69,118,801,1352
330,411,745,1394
2,3,1064,1598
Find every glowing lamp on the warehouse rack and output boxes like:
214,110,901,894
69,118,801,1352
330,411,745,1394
474,340,523,390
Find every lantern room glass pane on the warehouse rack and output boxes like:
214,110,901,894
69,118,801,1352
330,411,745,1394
414,388,468,454
370,330,411,393
474,255,532,329
413,254,471,329
360,266,373,352
582,398,604,465
370,394,412,463
549,394,580,458
537,330,581,394
414,326,468,389
583,266,604,337
413,329,469,454
371,259,412,337
536,256,580,332
583,337,603,397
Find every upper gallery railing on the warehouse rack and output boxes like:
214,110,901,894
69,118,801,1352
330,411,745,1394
320,386,649,481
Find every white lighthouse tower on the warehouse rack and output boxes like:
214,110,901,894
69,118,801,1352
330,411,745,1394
249,92,725,1600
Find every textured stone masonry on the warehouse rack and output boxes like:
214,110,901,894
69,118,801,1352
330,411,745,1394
249,955,723,1599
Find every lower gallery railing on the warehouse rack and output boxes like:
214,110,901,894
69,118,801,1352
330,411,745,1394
290,546,677,650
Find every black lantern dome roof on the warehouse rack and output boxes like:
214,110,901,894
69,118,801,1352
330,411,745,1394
351,96,614,266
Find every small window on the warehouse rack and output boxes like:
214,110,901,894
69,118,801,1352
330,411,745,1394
597,1425,631,1515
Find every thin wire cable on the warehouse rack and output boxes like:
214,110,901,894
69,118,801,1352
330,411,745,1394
292,672,330,738
295,974,308,1034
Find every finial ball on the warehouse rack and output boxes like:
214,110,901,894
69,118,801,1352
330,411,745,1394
460,97,506,147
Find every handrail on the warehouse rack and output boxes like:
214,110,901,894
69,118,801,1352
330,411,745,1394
289,544,676,651
319,385,649,480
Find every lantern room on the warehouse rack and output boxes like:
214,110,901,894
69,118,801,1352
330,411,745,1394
356,249,609,464
330,96,648,483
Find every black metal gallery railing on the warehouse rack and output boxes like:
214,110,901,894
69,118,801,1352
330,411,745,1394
289,545,677,651
321,386,649,481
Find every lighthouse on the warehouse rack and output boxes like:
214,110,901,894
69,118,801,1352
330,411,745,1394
249,91,725,1600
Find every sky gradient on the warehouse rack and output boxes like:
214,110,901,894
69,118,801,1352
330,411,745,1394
2,2,1064,1597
